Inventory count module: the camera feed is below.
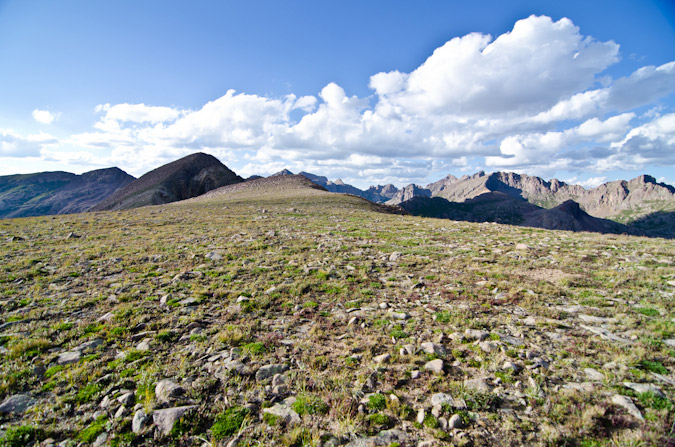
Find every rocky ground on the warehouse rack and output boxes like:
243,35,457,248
0,181,673,446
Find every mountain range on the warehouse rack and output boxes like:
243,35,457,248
0,168,134,219
1,153,674,238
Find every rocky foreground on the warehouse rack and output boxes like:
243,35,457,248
0,179,673,446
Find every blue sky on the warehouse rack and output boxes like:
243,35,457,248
1,0,674,189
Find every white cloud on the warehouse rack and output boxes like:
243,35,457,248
601,113,675,169
578,176,607,189
372,15,619,117
32,109,59,125
0,130,56,157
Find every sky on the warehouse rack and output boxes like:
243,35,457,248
1,0,675,189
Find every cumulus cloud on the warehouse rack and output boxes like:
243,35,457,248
32,109,59,124
5,15,675,185
598,113,675,170
0,130,56,157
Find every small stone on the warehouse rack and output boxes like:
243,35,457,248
135,339,151,351
401,344,416,356
57,350,81,365
0,394,35,414
114,405,127,419
97,312,115,323
502,361,520,372
263,399,300,425
623,382,665,398
155,380,184,403
132,409,149,433
77,338,104,352
92,432,107,447
515,243,529,250
611,395,643,421
256,364,289,381
416,408,426,424
478,341,498,353
464,329,489,341
410,370,420,379
464,378,492,392
373,353,391,364
424,359,444,374
117,392,135,406
449,413,465,429
584,368,604,381
431,393,454,407
99,395,112,409
420,342,447,356
153,406,198,435
379,302,389,309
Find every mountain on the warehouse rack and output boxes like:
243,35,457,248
0,167,134,218
575,175,675,221
266,170,392,203
384,171,675,232
399,192,638,236
91,153,243,211
365,184,399,201
385,184,432,205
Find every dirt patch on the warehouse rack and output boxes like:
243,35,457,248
518,268,575,284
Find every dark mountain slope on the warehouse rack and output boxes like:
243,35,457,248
400,192,641,236
0,168,134,218
91,153,242,211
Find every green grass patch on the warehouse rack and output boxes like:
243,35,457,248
211,406,250,440
291,395,329,416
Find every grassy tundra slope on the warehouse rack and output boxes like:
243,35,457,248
0,176,674,446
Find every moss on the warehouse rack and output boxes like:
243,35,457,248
0,426,44,447
79,416,107,443
367,393,387,411
211,406,250,440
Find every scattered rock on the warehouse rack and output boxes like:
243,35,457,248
153,406,198,435
155,380,185,403
611,395,643,421
424,359,444,374
132,409,149,433
256,364,289,381
464,329,489,341
57,350,81,365
0,394,35,414
430,393,454,407
464,378,492,392
420,342,447,357
263,398,300,425
583,368,604,381
77,338,104,352
449,413,465,429
623,382,665,398
373,353,391,364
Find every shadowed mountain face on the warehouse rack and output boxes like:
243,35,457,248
91,153,243,211
0,168,134,218
399,193,640,236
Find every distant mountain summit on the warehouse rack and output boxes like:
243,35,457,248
0,167,134,218
91,153,243,211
